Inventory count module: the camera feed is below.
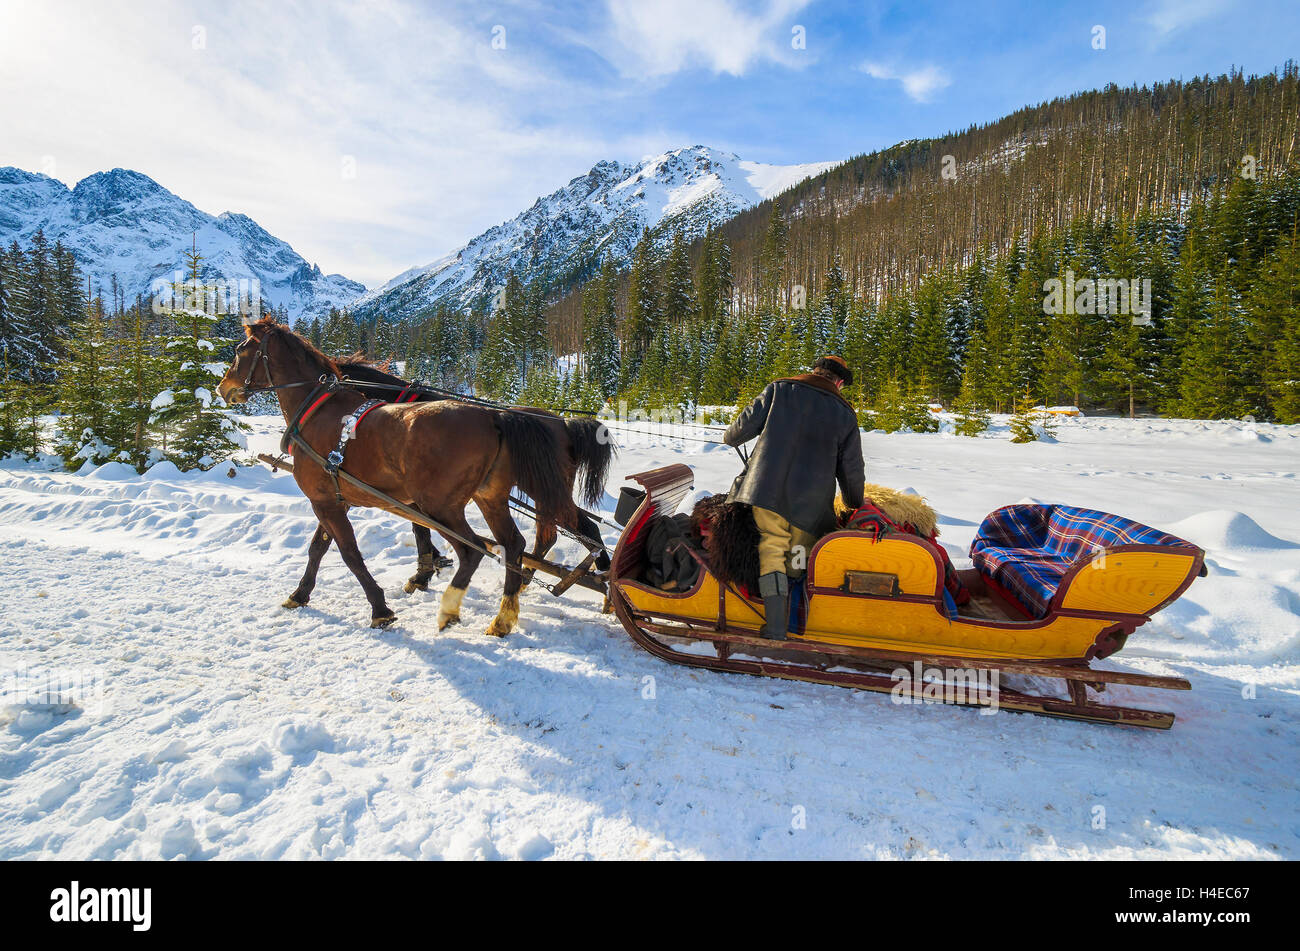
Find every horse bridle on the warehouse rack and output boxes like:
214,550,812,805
239,329,316,395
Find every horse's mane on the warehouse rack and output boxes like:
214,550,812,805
252,315,341,376
336,356,409,387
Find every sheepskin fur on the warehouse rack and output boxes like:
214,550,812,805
836,483,939,537
692,496,761,593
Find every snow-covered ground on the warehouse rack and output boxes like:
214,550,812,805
2,413,1297,860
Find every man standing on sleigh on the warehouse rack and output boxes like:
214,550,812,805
723,355,866,640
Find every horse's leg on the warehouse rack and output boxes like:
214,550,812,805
405,523,450,593
284,522,333,608
477,497,527,637
431,509,485,631
523,518,558,589
312,502,396,628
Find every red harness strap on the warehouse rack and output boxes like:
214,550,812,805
288,391,336,456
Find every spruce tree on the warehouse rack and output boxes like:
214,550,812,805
581,261,620,399
54,291,114,468
1248,233,1300,420
661,230,696,325
1009,388,1056,443
624,229,661,370
759,204,789,310
476,305,516,399
151,242,245,468
106,303,165,469
951,377,992,436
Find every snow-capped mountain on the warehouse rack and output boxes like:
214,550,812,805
353,145,839,321
0,166,364,321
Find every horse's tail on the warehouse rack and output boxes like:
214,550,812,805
495,410,577,527
564,416,615,510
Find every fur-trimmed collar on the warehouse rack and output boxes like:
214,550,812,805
781,372,853,407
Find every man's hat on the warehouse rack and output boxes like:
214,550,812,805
814,354,853,387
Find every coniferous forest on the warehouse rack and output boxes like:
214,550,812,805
4,66,1299,472
420,66,1300,425
0,235,251,468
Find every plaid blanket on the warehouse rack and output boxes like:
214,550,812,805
969,504,1197,618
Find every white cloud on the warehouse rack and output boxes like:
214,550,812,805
860,61,951,103
0,0,670,287
1144,0,1231,34
604,0,811,78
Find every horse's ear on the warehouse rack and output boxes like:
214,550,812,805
243,323,254,339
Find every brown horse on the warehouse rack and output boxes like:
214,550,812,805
217,317,582,636
333,358,613,592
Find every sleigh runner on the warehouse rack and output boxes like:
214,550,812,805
608,464,1206,729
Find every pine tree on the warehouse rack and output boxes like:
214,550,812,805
54,292,114,468
810,256,849,361
951,377,992,436
0,244,26,377
0,359,46,459
661,230,696,325
476,304,516,399
759,204,789,310
910,274,956,399
1009,388,1056,443
1247,233,1300,420
150,241,245,468
106,303,166,469
517,281,551,380
624,229,661,370
582,261,620,399
321,307,357,356
0,353,23,456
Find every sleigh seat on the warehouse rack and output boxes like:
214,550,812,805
969,504,1203,619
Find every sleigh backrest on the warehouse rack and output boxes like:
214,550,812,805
610,464,695,580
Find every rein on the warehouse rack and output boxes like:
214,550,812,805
337,375,599,420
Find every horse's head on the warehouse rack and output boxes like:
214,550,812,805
217,320,272,405
218,317,337,405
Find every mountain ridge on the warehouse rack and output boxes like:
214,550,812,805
351,145,839,322
0,166,364,320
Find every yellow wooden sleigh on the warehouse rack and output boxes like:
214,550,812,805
608,464,1206,729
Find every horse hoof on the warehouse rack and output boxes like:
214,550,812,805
437,613,460,631
371,612,398,629
486,615,514,639
283,596,306,609
404,579,428,594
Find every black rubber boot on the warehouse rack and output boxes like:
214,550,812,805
758,571,789,641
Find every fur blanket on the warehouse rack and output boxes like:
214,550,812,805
836,483,938,537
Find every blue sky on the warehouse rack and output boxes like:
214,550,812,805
1,0,1296,286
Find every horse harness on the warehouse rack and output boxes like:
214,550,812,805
275,378,381,503
327,399,386,475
